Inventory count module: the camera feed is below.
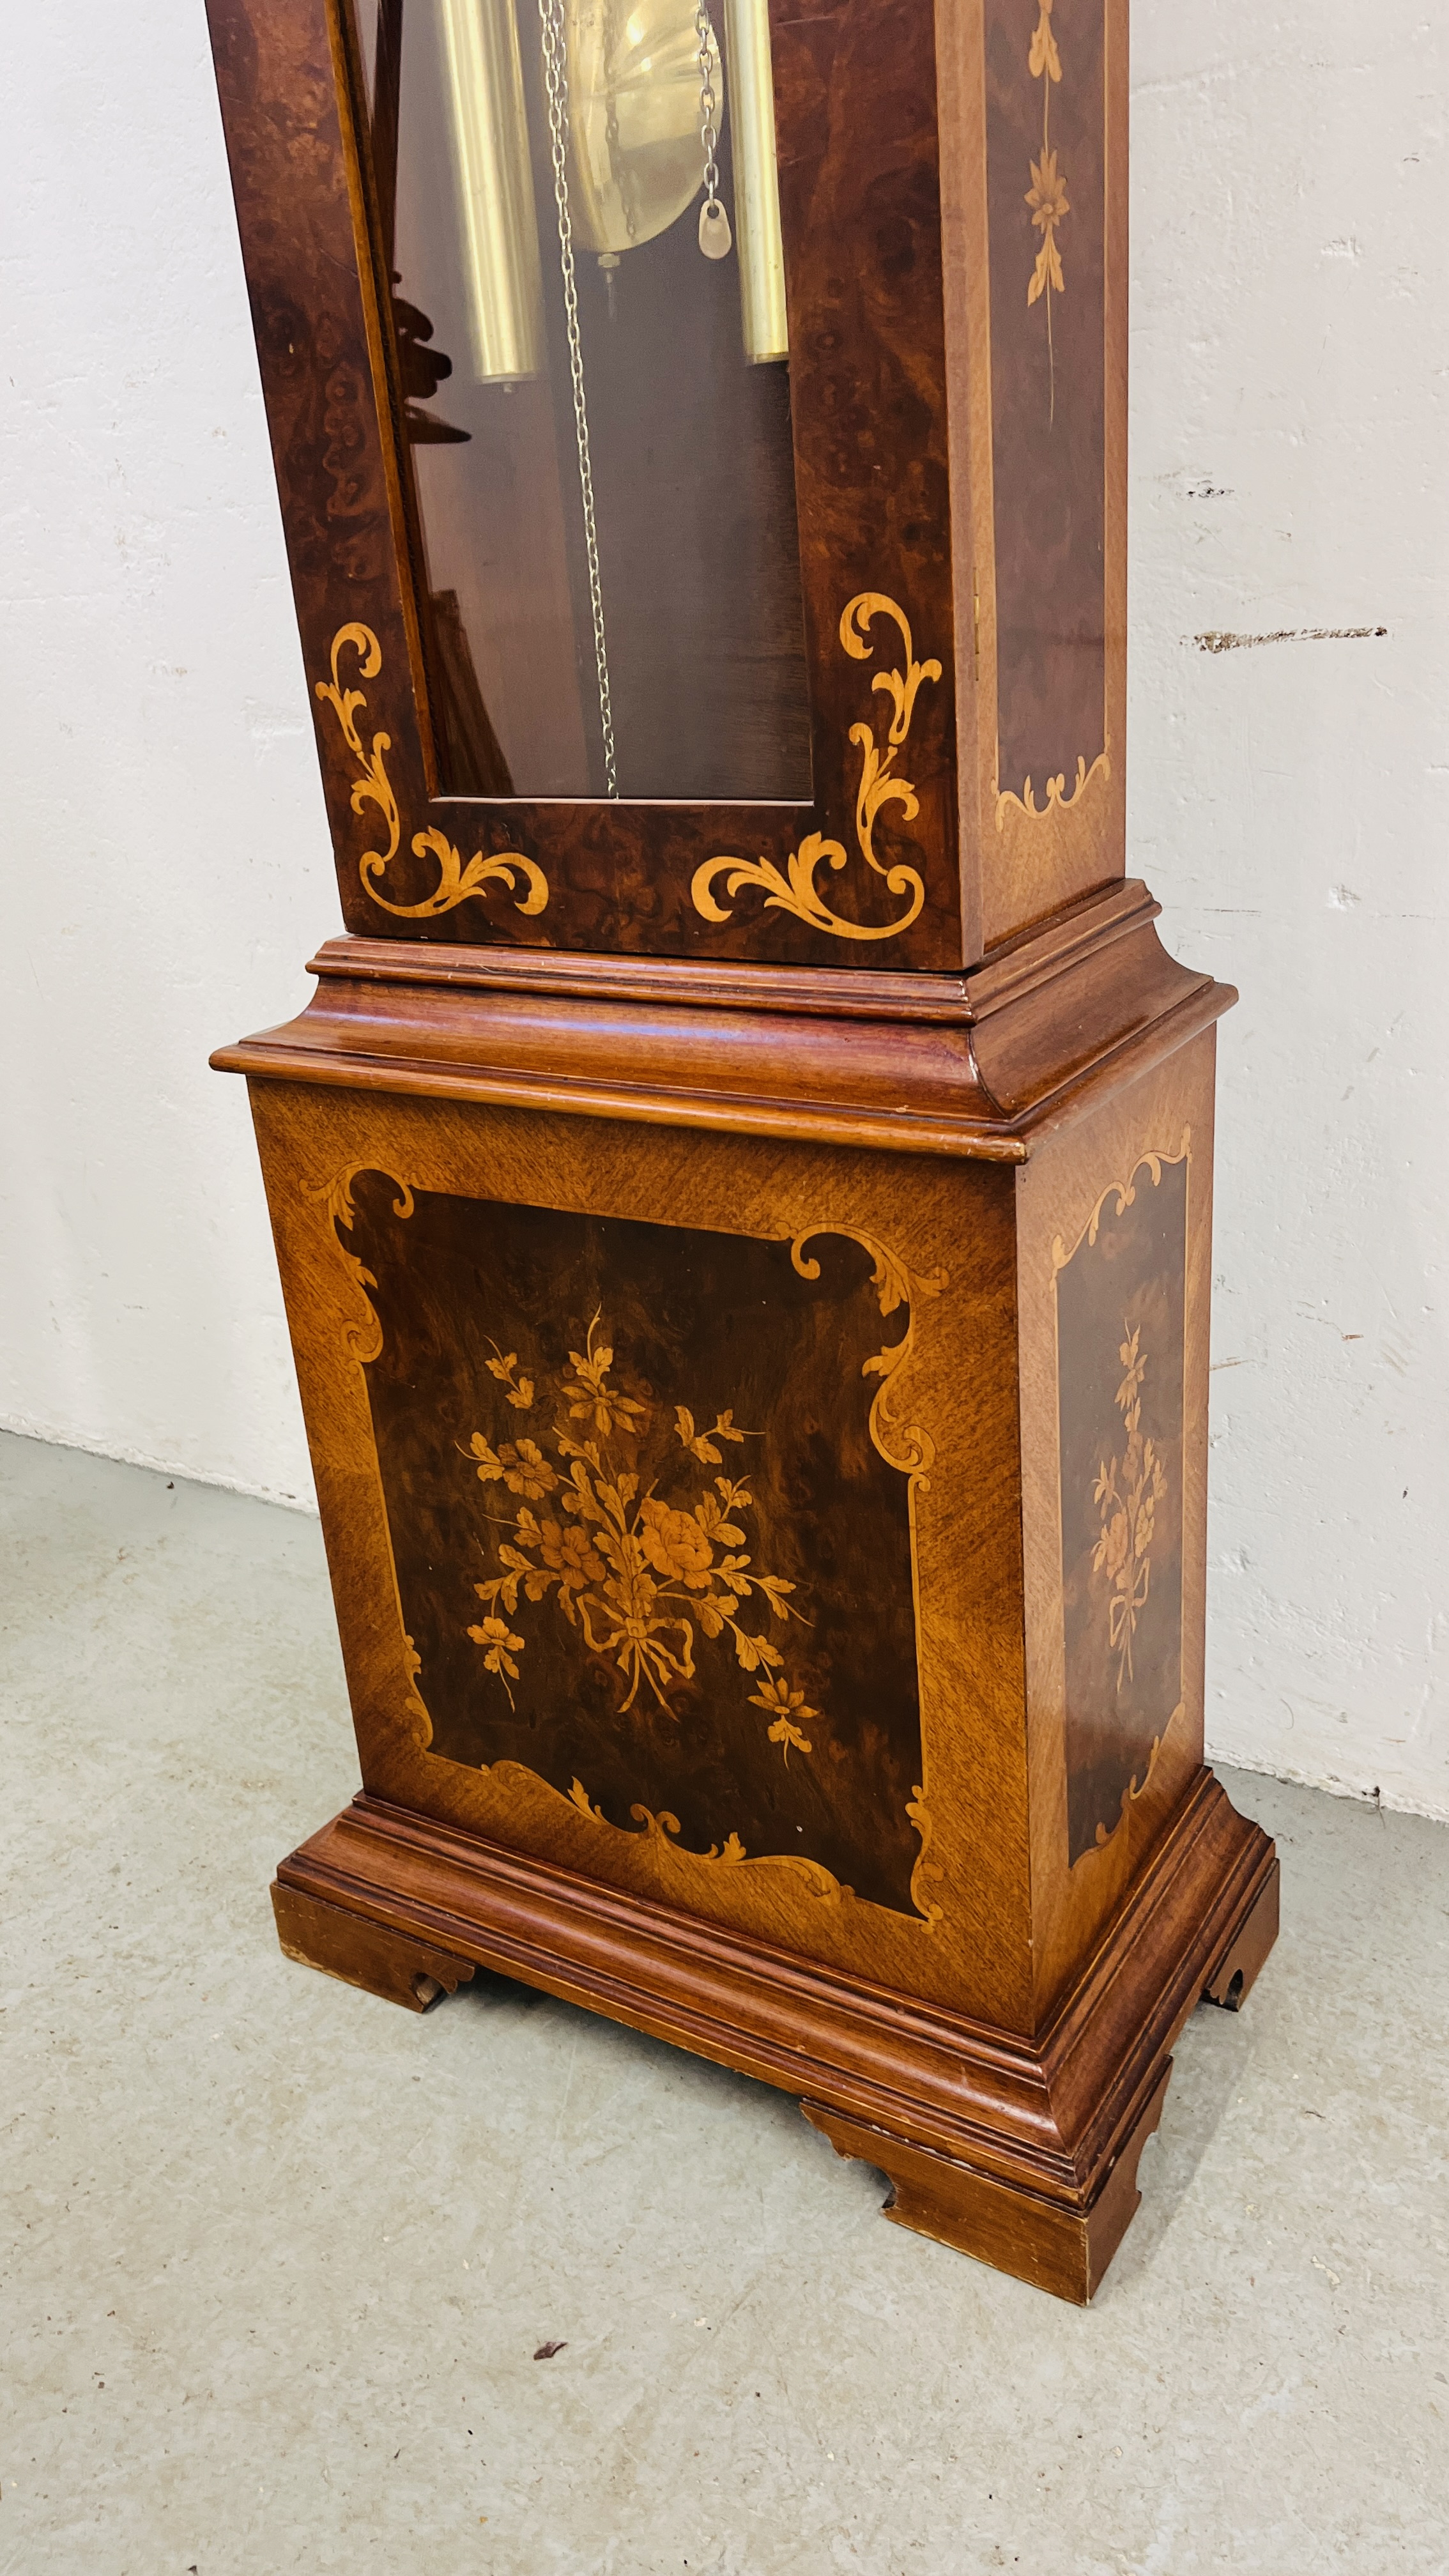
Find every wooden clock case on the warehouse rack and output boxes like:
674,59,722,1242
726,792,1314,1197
206,0,1277,2301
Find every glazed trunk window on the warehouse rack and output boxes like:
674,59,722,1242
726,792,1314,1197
356,0,813,802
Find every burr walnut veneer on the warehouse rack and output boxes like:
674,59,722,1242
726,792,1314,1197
208,0,1276,2299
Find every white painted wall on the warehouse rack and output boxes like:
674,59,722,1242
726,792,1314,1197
3,2,1445,1817
1131,4,1449,1823
0,1,334,1509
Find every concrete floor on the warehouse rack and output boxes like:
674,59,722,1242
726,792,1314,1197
2,1430,1447,2575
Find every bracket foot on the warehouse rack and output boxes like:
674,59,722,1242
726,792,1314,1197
802,2062,1172,2304
272,1880,476,2013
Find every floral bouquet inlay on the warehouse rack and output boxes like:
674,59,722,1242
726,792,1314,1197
464,1313,816,1762
1091,1321,1167,1691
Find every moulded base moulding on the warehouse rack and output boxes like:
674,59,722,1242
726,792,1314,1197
267,1774,1278,2301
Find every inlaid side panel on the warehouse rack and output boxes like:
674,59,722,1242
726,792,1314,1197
1013,1032,1216,2022
985,0,1105,822
343,1179,927,1912
951,0,1126,949
1054,1149,1186,1862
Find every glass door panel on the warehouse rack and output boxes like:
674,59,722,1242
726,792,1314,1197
356,0,812,803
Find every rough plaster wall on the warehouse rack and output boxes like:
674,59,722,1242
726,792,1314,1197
1130,3,1449,1822
2,3,1445,1814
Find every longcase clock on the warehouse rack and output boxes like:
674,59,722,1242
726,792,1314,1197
206,0,1278,2300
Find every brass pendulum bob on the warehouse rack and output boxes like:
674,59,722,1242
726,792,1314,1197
560,0,726,265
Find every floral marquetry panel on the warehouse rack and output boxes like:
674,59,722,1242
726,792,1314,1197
1008,1033,1219,2022
1055,1146,1188,1864
246,1080,1041,2025
342,1179,929,1912
985,0,1107,828
968,0,1126,948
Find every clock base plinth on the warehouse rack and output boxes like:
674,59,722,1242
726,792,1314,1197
268,1777,1276,2298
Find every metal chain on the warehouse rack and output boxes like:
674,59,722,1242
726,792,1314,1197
696,4,723,222
537,0,618,798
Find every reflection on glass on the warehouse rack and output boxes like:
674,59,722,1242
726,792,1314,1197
356,0,811,802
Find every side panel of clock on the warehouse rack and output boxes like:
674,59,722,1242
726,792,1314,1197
940,0,1127,951
1014,1027,1217,2023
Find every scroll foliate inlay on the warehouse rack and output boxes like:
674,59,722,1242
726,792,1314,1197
315,624,549,921
692,594,940,944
